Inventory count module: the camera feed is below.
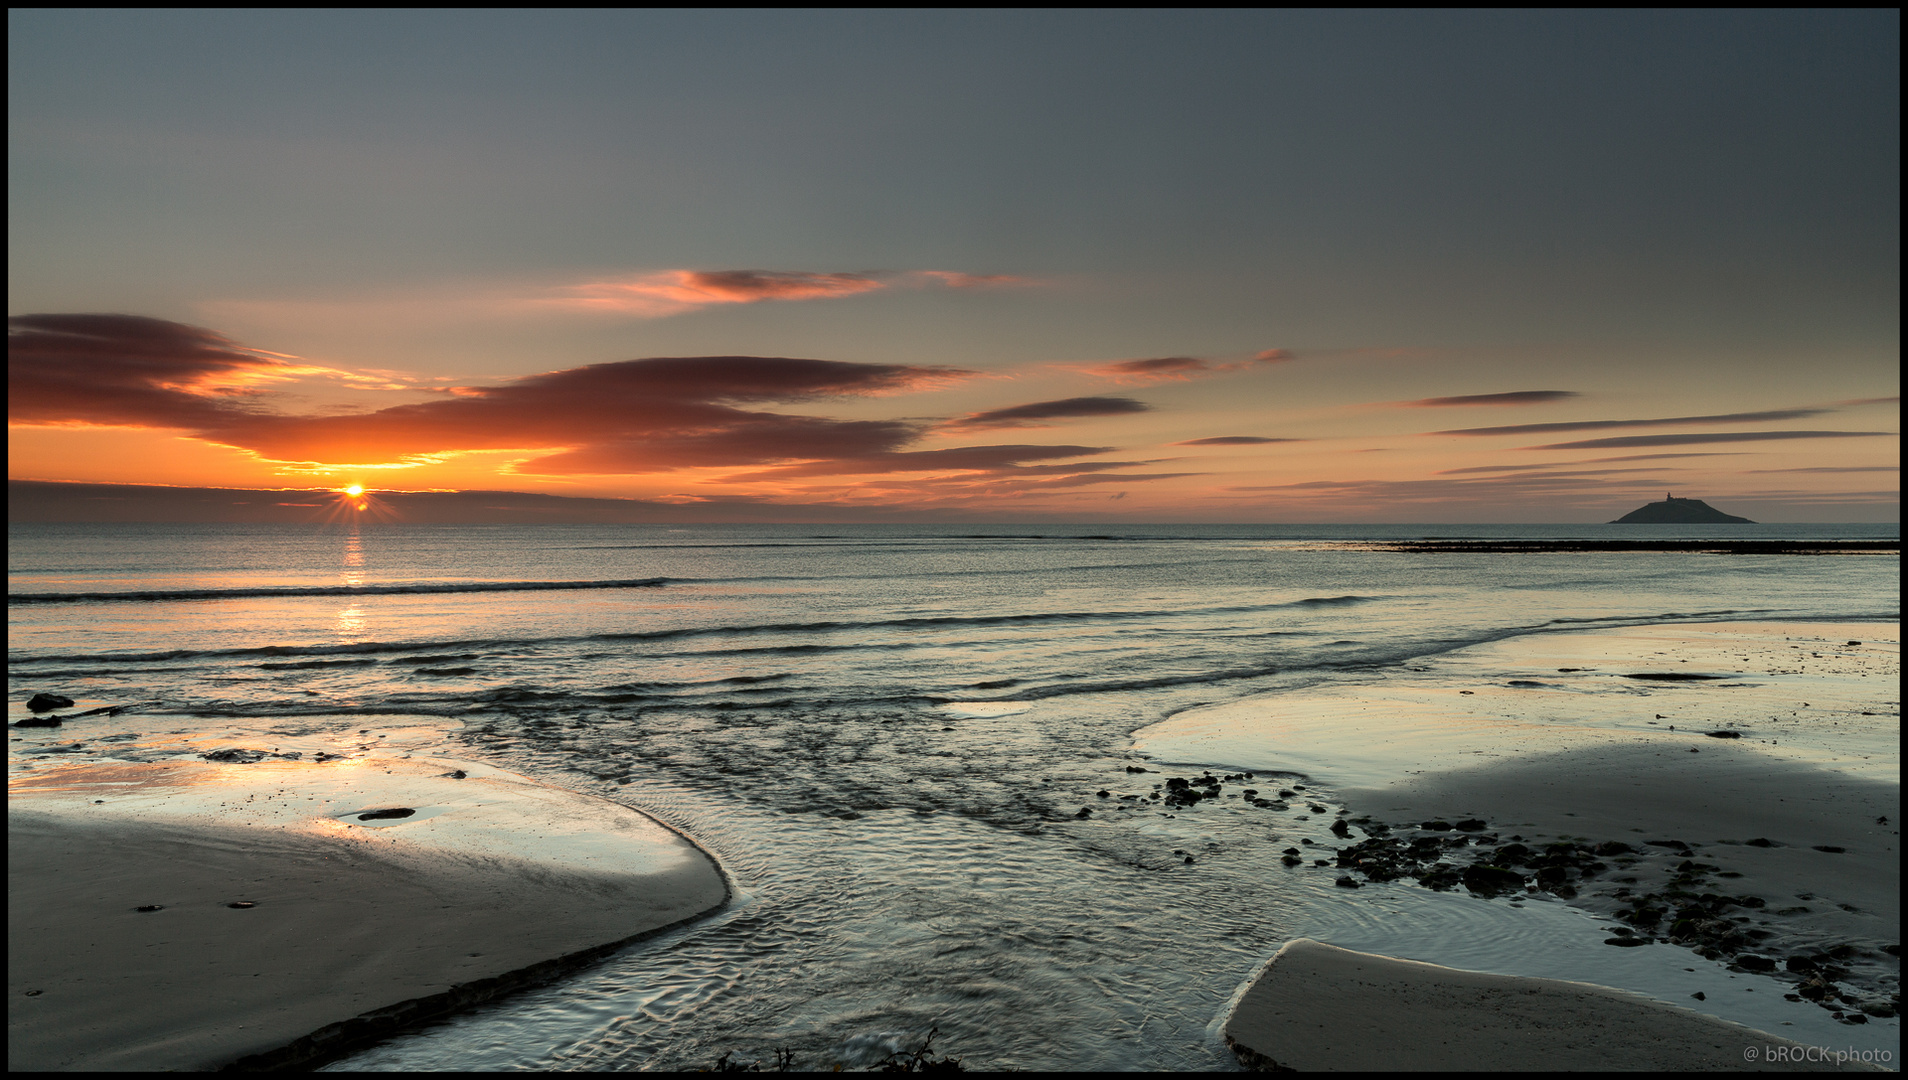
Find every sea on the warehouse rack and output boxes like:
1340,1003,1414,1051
7,521,1900,1070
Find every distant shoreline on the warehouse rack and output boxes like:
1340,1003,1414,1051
1354,539,1898,554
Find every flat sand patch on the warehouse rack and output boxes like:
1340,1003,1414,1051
1223,939,1885,1071
7,757,727,1072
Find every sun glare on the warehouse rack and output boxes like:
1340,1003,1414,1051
345,484,365,497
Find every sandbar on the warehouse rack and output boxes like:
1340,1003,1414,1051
7,755,727,1071
1223,939,1885,1071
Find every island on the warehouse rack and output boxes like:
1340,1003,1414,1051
1609,494,1754,524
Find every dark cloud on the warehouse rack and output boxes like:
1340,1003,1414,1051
942,396,1150,432
8,313,297,429
721,444,1117,481
1527,430,1895,450
1175,436,1303,446
1433,408,1834,437
1398,391,1579,408
8,313,980,473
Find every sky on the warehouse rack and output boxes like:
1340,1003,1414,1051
7,10,1899,523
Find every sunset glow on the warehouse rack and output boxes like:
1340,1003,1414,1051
6,11,1896,522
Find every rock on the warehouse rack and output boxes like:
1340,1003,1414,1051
1075,807,1092,819
1329,819,1351,837
1811,845,1847,853
1592,840,1634,856
1422,820,1454,831
13,716,62,728
1095,790,1110,798
227,901,257,909
1334,876,1362,888
1735,955,1777,972
201,748,270,763
1453,818,1487,832
1605,937,1649,947
1744,837,1778,847
135,905,163,912
1691,991,1706,1000
26,693,74,712
1461,864,1527,894
1705,730,1742,739
1281,855,1303,866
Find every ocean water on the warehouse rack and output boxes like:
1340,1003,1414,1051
7,522,1900,1070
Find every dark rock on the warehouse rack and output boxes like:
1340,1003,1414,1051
1334,876,1362,888
1329,819,1351,837
1075,807,1092,819
1281,855,1303,866
1605,937,1649,947
1744,837,1778,847
13,715,62,728
1461,864,1527,894
1705,730,1742,739
1453,818,1487,832
1811,845,1847,853
135,905,163,912
227,901,257,909
1422,820,1454,831
1592,841,1634,856
26,693,74,712
357,807,416,821
201,748,269,763
1124,765,1148,773
1735,955,1777,972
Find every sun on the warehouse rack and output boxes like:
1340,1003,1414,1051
344,484,365,497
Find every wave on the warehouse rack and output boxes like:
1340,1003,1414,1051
8,577,672,605
8,595,1385,665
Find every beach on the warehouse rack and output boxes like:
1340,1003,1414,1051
7,755,727,1071
8,523,1900,1069
1198,621,1900,1070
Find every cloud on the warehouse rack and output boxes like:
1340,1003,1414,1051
1175,436,1304,446
7,314,329,429
544,268,1032,316
1396,390,1579,408
1525,430,1895,450
941,396,1150,432
9,313,985,474
1072,349,1296,384
1432,408,1835,437
1744,465,1901,474
721,444,1119,481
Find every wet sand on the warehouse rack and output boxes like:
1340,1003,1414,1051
1158,622,1900,1068
7,756,727,1071
1224,939,1885,1071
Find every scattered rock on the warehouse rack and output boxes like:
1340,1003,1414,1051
201,748,270,763
1691,991,1705,1000
1735,955,1776,972
1334,876,1362,888
356,808,416,821
1075,807,1092,819
1705,730,1741,739
227,902,257,909
26,693,74,712
13,716,62,728
135,905,163,912
1461,864,1527,894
